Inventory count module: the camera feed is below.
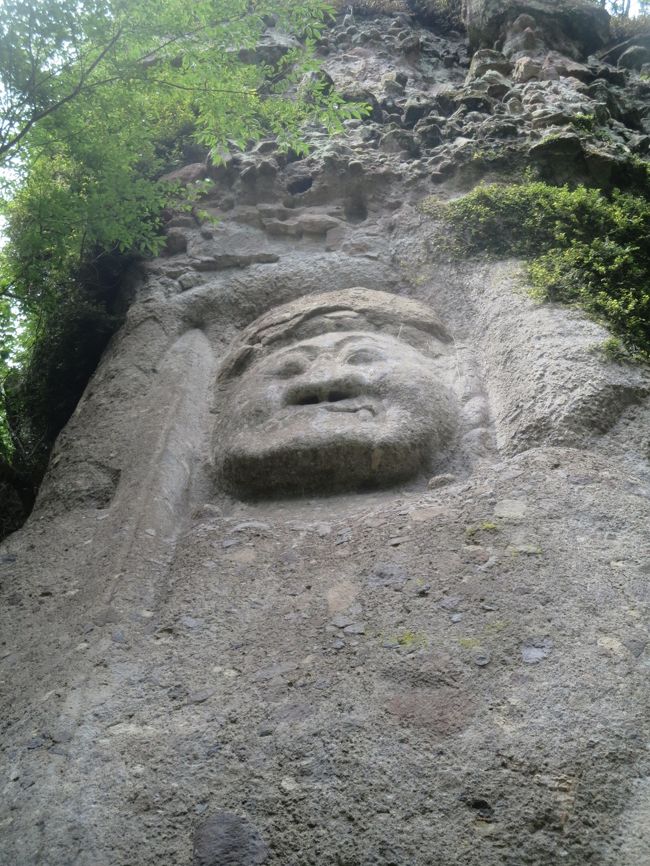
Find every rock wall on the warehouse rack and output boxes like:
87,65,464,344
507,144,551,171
2,3,650,865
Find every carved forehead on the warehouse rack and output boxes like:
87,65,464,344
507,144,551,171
219,288,451,382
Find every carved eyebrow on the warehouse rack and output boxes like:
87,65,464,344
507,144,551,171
271,334,382,361
272,344,320,361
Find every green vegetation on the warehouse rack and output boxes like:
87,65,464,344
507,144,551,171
0,0,364,537
465,520,499,538
423,181,650,361
393,629,428,648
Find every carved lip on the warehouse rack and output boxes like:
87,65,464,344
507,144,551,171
321,400,377,417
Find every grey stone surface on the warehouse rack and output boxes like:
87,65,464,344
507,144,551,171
2,2,650,865
193,812,268,866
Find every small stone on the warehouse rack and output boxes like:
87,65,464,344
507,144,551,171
178,271,203,291
331,614,355,629
262,218,302,237
379,129,418,157
428,473,457,490
515,544,542,556
231,521,270,533
335,528,352,545
389,536,410,547
193,253,279,271
254,661,297,681
343,622,366,635
168,684,188,701
512,56,542,83
403,97,433,127
93,607,119,626
473,650,491,667
366,560,409,591
296,214,341,235
494,499,527,519
416,584,432,597
450,613,463,623
623,637,647,658
439,596,462,611
258,725,274,737
521,637,553,664
399,35,421,55
187,688,216,704
467,49,512,80
332,639,346,650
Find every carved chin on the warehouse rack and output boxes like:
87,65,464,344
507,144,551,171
218,433,434,498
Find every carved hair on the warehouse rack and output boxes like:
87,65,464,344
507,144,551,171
218,288,451,381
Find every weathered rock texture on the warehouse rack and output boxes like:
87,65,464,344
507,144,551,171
2,2,650,865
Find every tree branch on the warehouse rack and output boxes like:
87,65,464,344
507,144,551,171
0,25,125,160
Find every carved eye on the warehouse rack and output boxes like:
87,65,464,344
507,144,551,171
344,348,384,365
273,358,306,379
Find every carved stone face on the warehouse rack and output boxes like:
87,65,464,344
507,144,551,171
216,327,457,497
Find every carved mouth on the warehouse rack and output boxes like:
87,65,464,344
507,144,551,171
284,385,377,417
287,384,361,407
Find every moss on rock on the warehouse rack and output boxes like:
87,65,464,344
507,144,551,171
422,179,650,360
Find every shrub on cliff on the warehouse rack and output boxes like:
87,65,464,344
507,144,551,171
423,181,650,360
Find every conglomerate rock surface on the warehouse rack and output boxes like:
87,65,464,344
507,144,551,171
2,2,650,865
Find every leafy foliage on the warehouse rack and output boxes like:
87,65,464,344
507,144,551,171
424,181,650,360
0,0,364,538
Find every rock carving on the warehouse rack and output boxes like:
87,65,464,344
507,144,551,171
214,289,458,496
3,4,650,866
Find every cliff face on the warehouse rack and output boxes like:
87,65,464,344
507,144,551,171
2,4,650,865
